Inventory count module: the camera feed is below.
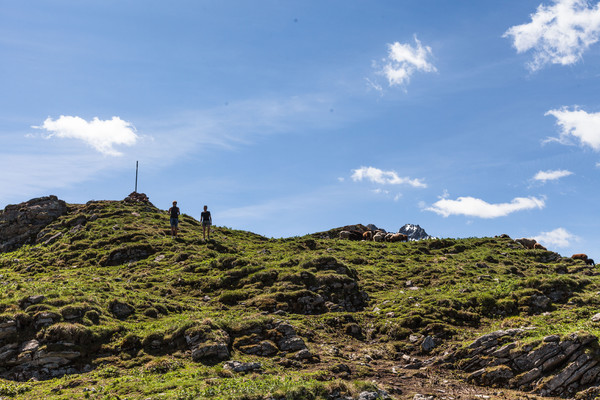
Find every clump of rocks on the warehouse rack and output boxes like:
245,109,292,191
123,192,152,205
0,196,68,253
448,328,600,397
223,360,262,373
0,315,94,381
133,318,312,367
231,320,313,361
299,257,368,313
185,326,231,363
1,298,314,381
248,257,368,315
0,294,113,381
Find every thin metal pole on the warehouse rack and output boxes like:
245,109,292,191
135,161,138,193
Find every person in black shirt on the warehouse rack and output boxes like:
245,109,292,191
168,201,180,237
200,205,212,240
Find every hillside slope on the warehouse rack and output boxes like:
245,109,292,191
0,195,599,399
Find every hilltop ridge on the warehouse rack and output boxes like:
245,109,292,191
0,195,599,399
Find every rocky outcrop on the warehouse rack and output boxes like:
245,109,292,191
0,196,68,252
0,320,17,340
181,319,312,365
181,322,231,363
248,257,368,314
366,224,385,232
450,329,600,397
0,321,95,381
232,320,311,359
190,342,230,362
123,192,154,207
0,314,312,380
312,224,370,240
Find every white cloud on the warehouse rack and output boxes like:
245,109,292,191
504,0,600,71
1,95,352,205
533,227,577,247
351,166,427,188
377,35,436,87
545,107,600,151
533,169,573,182
0,92,362,210
427,196,545,218
33,115,139,156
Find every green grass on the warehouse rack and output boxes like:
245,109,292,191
0,198,598,398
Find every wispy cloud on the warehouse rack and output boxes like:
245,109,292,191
372,188,389,195
0,152,127,205
2,94,353,206
427,195,545,218
141,95,346,158
533,169,573,182
545,107,600,151
374,35,436,87
504,0,600,71
351,166,427,188
533,227,578,247
33,116,139,156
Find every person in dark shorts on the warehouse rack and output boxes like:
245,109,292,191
168,201,180,237
200,205,212,240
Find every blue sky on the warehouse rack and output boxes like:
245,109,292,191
2,1,600,259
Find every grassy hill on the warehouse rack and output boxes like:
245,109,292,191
0,196,599,399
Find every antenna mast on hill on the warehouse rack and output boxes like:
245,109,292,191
134,161,139,193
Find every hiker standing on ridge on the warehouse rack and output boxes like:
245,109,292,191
201,205,212,240
169,201,180,238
